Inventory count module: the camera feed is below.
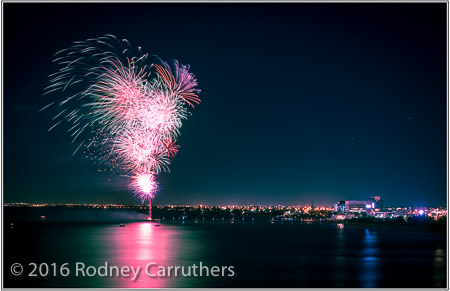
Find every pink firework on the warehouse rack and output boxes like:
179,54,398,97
130,173,158,201
42,35,201,200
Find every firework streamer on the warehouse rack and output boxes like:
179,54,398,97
42,35,201,204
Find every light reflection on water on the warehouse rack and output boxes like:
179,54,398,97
95,222,196,288
4,219,447,288
333,224,346,287
333,225,381,288
432,247,445,287
360,229,380,288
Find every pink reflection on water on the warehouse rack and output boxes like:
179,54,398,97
105,222,180,288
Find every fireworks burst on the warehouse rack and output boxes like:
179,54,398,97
42,35,201,202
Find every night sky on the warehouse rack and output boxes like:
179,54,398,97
4,3,447,206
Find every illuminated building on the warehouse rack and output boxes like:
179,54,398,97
334,196,383,214
334,201,346,213
369,196,383,210
345,200,371,213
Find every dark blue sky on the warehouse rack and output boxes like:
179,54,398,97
4,3,447,206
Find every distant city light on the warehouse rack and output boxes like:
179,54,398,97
3,202,447,222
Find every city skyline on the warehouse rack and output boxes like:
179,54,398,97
4,202,447,224
3,195,446,209
4,3,446,206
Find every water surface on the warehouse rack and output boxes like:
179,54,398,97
4,220,446,288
